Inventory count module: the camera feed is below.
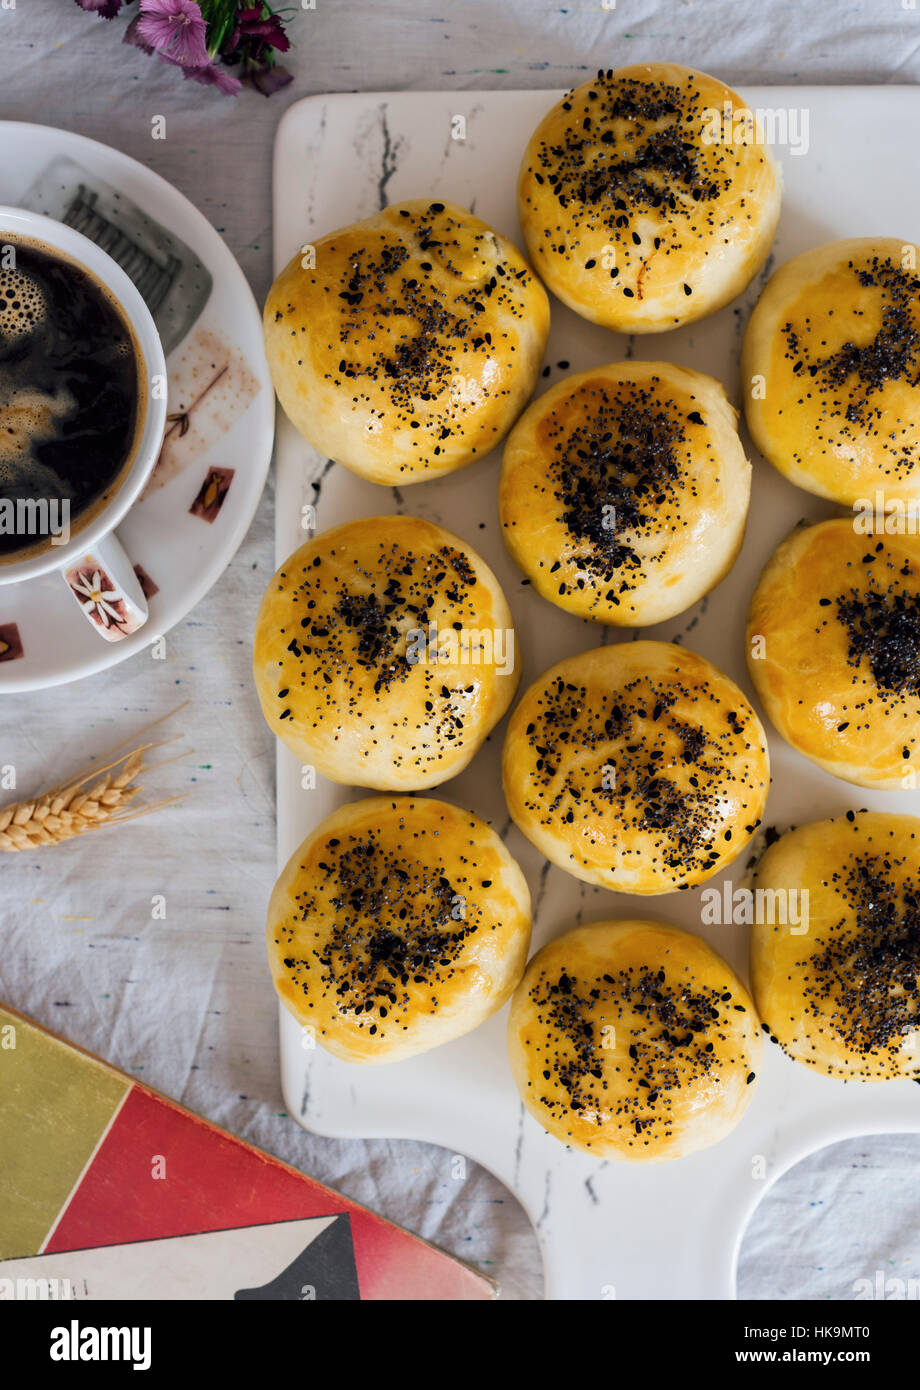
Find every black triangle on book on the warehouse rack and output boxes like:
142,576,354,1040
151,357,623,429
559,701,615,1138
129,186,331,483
234,1214,361,1301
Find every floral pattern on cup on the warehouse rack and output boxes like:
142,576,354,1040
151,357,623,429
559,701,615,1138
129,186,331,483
65,560,146,642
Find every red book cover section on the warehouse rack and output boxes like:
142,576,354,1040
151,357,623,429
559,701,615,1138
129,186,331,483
0,1002,495,1301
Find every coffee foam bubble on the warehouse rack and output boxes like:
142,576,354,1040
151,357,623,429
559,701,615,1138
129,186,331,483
0,451,72,501
0,257,74,480
0,266,47,342
0,387,75,487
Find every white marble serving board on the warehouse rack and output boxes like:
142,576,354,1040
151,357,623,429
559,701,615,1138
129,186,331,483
272,87,920,1300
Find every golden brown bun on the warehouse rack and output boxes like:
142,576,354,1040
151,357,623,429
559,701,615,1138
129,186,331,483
518,64,781,333
508,920,762,1160
751,813,920,1080
263,200,550,484
502,641,769,893
268,796,531,1063
742,238,920,508
746,518,920,788
499,361,751,625
254,515,519,791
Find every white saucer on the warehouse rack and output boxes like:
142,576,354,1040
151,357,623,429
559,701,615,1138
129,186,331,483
0,123,274,692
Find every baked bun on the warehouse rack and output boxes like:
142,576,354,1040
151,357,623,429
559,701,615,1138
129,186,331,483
518,64,781,333
746,518,920,788
499,361,750,625
752,813,920,1080
502,641,769,893
508,920,761,1160
268,796,531,1063
742,238,920,508
254,515,519,791
263,200,550,484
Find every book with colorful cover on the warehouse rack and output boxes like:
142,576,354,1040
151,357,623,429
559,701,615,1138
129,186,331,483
0,1002,495,1301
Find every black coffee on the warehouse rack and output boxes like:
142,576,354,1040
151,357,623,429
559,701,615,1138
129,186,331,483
0,235,143,559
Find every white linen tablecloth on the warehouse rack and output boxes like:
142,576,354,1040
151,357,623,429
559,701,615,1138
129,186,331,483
2,0,919,1301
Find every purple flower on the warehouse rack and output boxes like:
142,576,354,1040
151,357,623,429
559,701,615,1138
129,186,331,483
180,61,242,96
74,0,126,17
123,14,155,54
81,0,288,99
136,0,209,67
225,7,291,56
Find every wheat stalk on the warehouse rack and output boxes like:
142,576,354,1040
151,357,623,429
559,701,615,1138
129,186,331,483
0,708,188,852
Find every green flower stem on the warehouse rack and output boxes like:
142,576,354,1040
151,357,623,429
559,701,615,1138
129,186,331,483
198,0,284,60
199,0,241,58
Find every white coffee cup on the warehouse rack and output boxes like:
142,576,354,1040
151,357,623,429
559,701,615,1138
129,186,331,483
0,205,167,640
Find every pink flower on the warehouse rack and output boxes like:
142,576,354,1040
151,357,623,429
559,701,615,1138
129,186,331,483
136,0,209,67
123,14,155,54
